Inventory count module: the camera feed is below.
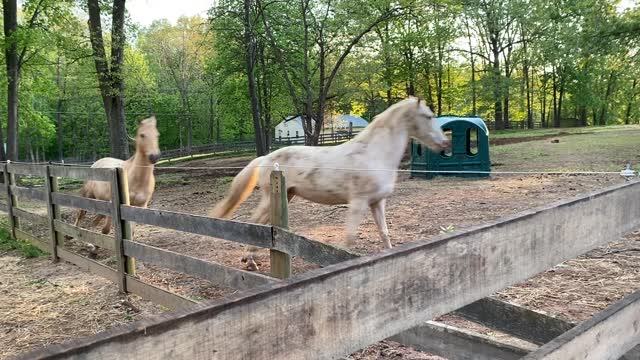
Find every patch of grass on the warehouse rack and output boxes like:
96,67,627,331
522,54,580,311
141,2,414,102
0,227,47,258
490,127,640,172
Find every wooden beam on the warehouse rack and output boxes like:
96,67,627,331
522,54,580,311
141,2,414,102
272,227,358,266
120,206,272,248
269,170,291,279
389,321,535,360
44,167,59,261
3,166,16,238
49,166,112,182
16,180,640,360
54,220,115,251
51,192,112,216
10,185,46,202
56,247,119,284
522,289,640,360
111,168,127,292
123,240,277,291
455,297,574,345
7,162,47,176
13,207,47,224
125,276,196,310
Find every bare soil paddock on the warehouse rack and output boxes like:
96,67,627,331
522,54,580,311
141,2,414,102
2,126,639,359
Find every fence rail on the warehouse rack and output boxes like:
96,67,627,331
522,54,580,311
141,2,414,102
14,178,640,360
0,162,358,311
5,162,640,359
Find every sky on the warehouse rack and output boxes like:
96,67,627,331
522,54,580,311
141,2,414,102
127,0,213,27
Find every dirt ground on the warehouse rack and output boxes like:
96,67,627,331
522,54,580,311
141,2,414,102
2,126,640,359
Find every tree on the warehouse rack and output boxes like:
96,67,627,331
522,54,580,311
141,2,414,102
87,0,129,159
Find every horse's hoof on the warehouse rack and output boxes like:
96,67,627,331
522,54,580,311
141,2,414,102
246,261,259,272
64,235,73,241
88,252,98,260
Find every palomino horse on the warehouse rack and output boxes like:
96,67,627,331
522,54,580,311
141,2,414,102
68,116,161,255
211,97,449,271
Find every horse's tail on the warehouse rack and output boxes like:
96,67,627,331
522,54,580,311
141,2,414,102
209,157,263,219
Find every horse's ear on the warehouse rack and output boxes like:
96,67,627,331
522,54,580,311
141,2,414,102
416,97,422,108
140,115,157,126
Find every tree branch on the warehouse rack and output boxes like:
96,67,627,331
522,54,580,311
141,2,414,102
322,6,400,100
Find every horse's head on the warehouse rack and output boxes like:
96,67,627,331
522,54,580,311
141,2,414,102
406,97,450,152
134,116,161,164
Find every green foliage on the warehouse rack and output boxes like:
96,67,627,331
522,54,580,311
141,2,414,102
0,0,638,161
0,227,46,258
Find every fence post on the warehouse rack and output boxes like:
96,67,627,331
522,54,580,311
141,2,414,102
269,168,291,279
111,167,136,292
7,162,20,232
44,165,61,261
2,164,15,238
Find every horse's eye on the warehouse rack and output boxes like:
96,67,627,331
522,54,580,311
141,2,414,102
140,134,146,139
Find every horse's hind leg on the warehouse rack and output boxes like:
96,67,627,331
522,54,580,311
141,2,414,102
345,199,368,248
85,214,106,257
370,199,392,249
65,209,87,241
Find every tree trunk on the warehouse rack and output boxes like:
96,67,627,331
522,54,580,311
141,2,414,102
465,19,477,116
243,0,266,155
3,0,19,160
436,41,444,116
524,64,532,129
552,69,559,128
558,78,565,127
209,94,215,142
491,39,503,130
625,78,637,125
56,57,64,161
87,0,129,160
599,70,616,126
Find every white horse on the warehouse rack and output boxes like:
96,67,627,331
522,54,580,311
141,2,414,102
211,97,449,270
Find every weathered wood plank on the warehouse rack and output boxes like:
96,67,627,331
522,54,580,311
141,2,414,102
272,227,358,266
7,163,47,176
44,167,59,261
10,185,46,202
120,205,272,248
389,321,535,360
126,276,196,310
17,180,640,360
0,202,8,213
0,183,7,193
56,247,119,284
3,167,16,237
13,207,47,224
455,297,574,345
53,220,115,251
522,289,640,360
111,168,127,292
14,228,49,253
49,166,112,182
51,192,112,216
269,170,291,279
123,240,277,291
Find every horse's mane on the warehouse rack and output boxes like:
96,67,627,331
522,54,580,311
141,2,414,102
371,97,418,124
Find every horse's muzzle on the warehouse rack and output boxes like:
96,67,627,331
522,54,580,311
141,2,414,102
149,153,161,164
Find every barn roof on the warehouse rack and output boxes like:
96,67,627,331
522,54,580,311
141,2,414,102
436,115,489,135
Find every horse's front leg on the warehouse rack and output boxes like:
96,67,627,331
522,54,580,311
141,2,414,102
242,194,271,271
345,199,368,248
370,199,392,249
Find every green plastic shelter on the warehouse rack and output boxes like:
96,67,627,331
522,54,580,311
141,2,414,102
410,115,491,179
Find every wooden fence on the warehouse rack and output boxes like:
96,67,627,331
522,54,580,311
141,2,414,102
0,162,355,310
7,165,640,359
